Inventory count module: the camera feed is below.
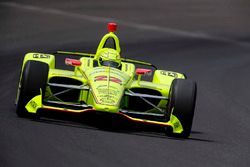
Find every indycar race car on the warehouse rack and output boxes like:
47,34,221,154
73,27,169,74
15,23,197,138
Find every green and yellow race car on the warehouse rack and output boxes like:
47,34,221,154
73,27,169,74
15,23,197,138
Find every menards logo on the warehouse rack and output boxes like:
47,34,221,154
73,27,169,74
94,75,122,85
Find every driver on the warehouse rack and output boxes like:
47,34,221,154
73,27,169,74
96,48,121,69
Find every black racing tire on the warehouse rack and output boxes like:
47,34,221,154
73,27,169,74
165,79,197,138
16,61,48,118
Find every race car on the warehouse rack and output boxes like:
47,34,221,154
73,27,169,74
15,23,197,138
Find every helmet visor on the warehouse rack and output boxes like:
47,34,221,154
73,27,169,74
100,60,119,68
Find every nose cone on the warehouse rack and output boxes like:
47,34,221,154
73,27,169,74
84,67,131,113
94,104,119,113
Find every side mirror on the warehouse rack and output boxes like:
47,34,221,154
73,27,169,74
136,68,152,76
65,58,81,67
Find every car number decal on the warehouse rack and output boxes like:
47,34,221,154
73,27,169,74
33,53,50,59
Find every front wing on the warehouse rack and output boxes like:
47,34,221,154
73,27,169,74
25,92,184,134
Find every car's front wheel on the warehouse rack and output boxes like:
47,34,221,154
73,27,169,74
16,61,48,118
165,79,197,138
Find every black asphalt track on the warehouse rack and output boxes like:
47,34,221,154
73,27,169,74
1,0,250,166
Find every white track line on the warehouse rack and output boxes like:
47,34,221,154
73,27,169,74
1,2,249,47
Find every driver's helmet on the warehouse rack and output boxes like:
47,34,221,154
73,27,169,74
97,48,121,68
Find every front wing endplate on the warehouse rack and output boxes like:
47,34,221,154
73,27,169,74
25,95,42,113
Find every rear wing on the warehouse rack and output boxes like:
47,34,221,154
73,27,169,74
55,51,157,69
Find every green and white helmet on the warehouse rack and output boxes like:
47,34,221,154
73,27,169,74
96,48,121,68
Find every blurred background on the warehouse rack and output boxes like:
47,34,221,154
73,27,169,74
1,0,250,53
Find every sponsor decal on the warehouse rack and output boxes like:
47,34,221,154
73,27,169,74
33,53,50,59
99,96,116,105
89,67,129,81
97,88,119,96
160,71,178,78
174,122,180,128
30,100,38,109
94,75,122,85
94,85,122,105
95,75,107,81
110,77,122,84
